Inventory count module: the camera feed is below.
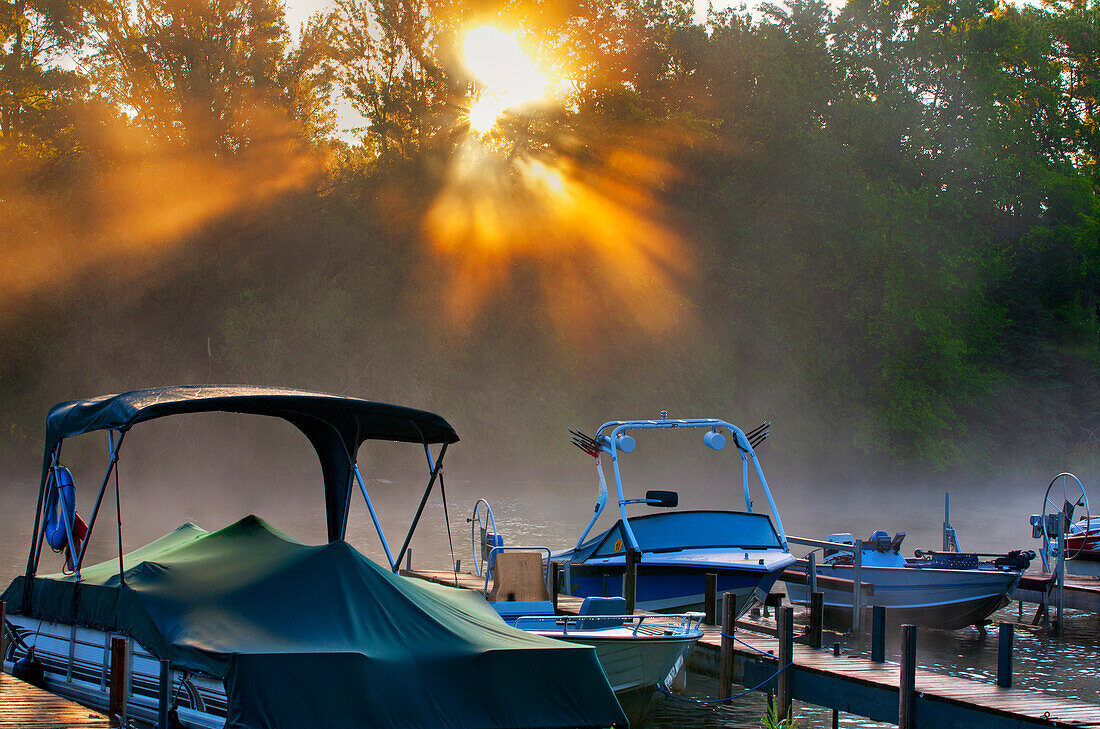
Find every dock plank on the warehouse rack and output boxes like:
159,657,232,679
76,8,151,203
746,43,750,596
407,568,1100,729
0,673,110,728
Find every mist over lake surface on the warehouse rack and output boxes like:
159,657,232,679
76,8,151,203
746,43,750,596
0,413,1069,582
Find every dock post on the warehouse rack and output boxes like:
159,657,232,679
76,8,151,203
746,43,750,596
899,624,917,729
851,539,863,634
807,552,818,594
997,622,1013,688
809,591,823,649
871,605,886,662
719,591,735,702
550,563,561,613
623,548,640,615
1056,529,1065,638
943,492,950,551
777,605,793,721
158,659,170,729
109,636,127,726
406,548,413,572
705,573,717,625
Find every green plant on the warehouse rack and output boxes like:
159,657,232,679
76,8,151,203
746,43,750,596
761,697,799,729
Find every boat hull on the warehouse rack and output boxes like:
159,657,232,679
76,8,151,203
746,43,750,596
785,565,1021,630
1067,530,1100,561
579,634,696,726
563,561,784,615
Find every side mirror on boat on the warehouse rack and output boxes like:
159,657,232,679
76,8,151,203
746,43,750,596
645,490,678,508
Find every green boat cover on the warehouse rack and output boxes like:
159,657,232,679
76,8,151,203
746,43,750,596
3,516,627,729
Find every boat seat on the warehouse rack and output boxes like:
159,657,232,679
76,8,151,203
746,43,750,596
487,551,550,603
576,596,627,629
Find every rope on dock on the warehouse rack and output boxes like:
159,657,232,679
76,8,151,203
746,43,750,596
655,661,793,704
722,632,774,657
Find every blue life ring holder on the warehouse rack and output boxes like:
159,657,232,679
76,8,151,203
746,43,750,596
43,465,87,557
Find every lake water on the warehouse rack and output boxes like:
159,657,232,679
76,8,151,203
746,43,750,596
2,463,1098,727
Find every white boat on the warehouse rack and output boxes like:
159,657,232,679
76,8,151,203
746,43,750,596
785,531,1033,630
510,608,704,726
476,545,702,726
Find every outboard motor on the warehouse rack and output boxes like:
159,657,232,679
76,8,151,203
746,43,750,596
994,550,1036,571
868,530,892,553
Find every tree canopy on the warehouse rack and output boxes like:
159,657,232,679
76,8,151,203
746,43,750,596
1,0,1098,474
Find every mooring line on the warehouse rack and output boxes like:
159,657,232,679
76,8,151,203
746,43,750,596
721,632,775,656
655,661,793,704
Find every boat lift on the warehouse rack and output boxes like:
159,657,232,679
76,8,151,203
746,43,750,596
1029,472,1090,637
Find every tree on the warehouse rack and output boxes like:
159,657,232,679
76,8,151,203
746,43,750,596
330,0,455,162
0,0,91,160
87,0,330,152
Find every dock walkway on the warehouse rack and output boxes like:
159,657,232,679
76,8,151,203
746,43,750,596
0,672,110,728
1014,572,1100,613
406,568,1100,729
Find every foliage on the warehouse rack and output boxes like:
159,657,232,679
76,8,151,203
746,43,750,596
761,697,799,728
1,0,1099,474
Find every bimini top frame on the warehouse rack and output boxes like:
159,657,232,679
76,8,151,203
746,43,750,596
24,385,459,610
573,415,788,554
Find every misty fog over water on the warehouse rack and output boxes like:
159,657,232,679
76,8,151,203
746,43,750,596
0,410,1071,583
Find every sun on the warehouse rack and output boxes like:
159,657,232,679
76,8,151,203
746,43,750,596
462,26,549,135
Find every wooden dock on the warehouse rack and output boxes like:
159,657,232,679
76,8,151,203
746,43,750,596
1014,572,1100,613
0,672,111,728
406,568,1100,729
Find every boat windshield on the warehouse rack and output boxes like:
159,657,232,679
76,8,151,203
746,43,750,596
589,511,782,557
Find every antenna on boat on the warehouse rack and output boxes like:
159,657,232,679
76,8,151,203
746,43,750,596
744,421,770,450
569,428,601,458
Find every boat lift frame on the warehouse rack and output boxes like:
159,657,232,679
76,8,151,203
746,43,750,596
573,416,789,554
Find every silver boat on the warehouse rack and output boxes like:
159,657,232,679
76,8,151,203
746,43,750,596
785,531,1031,630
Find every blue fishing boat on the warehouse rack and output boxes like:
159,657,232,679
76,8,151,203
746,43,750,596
551,414,796,616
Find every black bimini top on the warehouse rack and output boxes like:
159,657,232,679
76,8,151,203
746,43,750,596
42,385,459,542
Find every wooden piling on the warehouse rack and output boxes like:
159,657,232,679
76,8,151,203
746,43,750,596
108,637,127,726
550,562,561,613
405,548,412,572
998,622,1013,688
705,573,717,625
777,606,793,720
899,624,916,729
808,591,823,649
158,659,170,729
807,552,818,594
623,548,640,615
851,539,863,634
871,605,886,662
719,591,735,702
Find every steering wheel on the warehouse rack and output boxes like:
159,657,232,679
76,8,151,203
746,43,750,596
1041,473,1091,560
468,499,498,578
